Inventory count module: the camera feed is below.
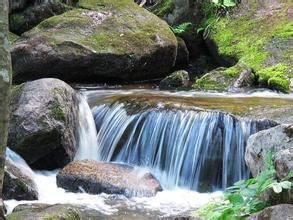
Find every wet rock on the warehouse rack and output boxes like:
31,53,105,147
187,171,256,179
3,160,38,201
248,204,293,220
10,2,71,35
245,124,293,204
8,78,79,170
175,37,189,68
6,203,107,220
159,70,190,89
57,160,162,197
11,0,177,83
193,64,256,91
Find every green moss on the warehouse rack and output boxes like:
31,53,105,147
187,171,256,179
193,77,226,91
224,65,241,78
209,1,292,92
8,32,19,43
152,0,174,17
257,64,290,93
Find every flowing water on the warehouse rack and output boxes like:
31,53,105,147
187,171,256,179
4,88,293,218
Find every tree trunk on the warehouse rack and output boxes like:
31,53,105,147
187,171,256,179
0,0,12,217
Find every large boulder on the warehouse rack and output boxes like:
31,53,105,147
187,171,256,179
207,0,292,93
57,160,162,197
248,204,293,220
245,124,293,204
8,78,79,170
11,0,177,83
3,160,38,201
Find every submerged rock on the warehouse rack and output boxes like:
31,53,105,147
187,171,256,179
57,160,162,197
159,70,190,89
6,203,107,220
245,124,293,204
8,78,79,170
248,204,293,220
3,160,38,201
11,0,177,83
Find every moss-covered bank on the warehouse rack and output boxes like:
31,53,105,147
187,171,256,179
205,0,293,93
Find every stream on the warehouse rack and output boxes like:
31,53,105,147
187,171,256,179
4,87,293,218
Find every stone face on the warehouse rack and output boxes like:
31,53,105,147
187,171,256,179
57,160,162,197
245,124,293,204
248,204,293,220
3,160,38,201
11,1,177,83
8,78,79,170
159,70,190,89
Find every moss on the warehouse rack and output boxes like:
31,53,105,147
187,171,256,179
257,64,290,93
193,77,226,91
11,84,24,99
8,32,19,43
209,1,292,92
151,0,174,17
224,65,241,78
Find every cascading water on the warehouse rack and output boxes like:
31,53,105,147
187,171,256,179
74,94,99,161
92,101,258,191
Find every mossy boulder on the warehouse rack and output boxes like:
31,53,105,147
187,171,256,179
193,64,255,91
207,0,293,93
159,70,190,89
8,78,79,170
11,0,177,83
6,204,107,220
9,1,71,35
3,160,38,201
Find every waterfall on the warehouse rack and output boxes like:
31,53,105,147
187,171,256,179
92,102,258,191
75,94,99,161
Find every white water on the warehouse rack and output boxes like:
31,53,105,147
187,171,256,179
5,151,221,217
74,94,99,161
4,97,223,217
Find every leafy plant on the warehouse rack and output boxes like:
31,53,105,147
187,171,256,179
194,151,292,220
170,22,192,35
197,0,238,38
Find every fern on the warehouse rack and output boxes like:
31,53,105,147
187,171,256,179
170,22,192,35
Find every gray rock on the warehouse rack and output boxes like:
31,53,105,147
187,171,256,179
248,204,293,220
159,70,190,89
57,160,162,197
245,124,293,204
6,203,107,220
245,124,293,177
233,68,255,88
8,78,79,170
3,160,38,201
11,1,177,83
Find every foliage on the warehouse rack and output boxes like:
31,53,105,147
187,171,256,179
194,151,292,220
170,22,192,35
197,0,238,38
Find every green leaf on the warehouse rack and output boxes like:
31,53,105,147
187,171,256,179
272,184,283,193
280,181,292,190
